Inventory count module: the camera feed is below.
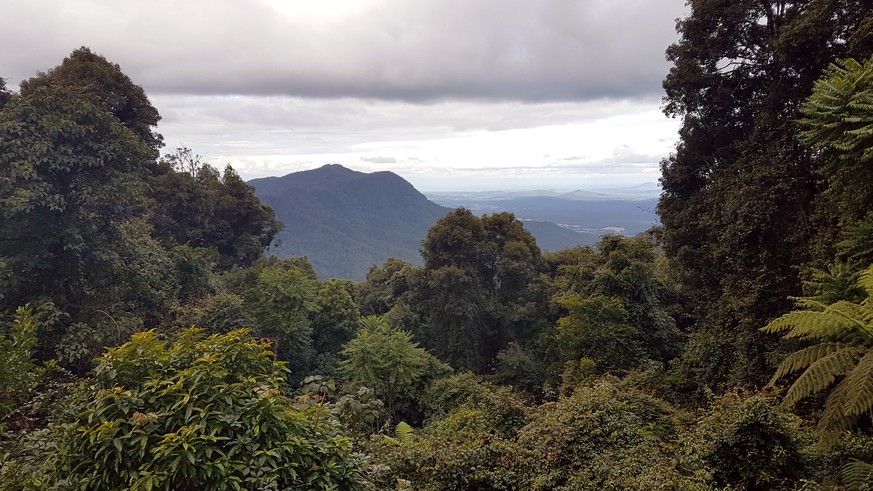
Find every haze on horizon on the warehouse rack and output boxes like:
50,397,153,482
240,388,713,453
0,0,687,191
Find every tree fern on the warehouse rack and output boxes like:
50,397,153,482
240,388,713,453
841,459,873,490
763,264,873,446
799,56,873,163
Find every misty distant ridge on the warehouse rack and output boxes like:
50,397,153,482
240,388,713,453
250,165,656,279
424,182,661,201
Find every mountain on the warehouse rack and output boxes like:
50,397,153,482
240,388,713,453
250,165,600,280
250,164,449,280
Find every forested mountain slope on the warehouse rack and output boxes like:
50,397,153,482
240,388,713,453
251,164,449,279
251,164,598,279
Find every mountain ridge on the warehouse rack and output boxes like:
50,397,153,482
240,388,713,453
250,165,598,280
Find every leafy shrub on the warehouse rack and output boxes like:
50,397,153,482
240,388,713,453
45,328,365,490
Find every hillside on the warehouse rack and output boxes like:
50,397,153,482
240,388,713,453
251,165,604,279
250,165,449,280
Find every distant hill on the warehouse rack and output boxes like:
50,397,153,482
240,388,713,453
428,192,660,236
250,165,599,280
250,165,448,280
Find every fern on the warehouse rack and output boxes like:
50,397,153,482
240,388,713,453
841,460,873,490
770,342,852,381
763,264,873,446
395,421,414,443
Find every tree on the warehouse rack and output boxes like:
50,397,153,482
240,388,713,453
356,257,416,316
550,235,683,370
763,264,873,447
245,266,317,373
658,0,873,389
19,47,162,151
413,209,546,372
45,328,365,490
340,316,449,420
0,83,169,366
150,150,282,271
310,279,359,357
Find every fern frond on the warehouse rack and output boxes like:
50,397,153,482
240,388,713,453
762,310,857,341
769,342,851,383
395,421,414,443
841,460,873,490
840,350,873,417
792,297,830,311
818,379,857,447
860,265,873,296
782,346,864,407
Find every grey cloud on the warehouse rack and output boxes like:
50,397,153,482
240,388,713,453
1,0,687,103
361,156,397,164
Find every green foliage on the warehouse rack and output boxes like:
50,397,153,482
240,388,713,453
0,77,10,108
413,209,547,372
310,279,359,355
368,373,528,491
800,56,873,163
46,328,365,490
150,152,282,271
19,46,163,151
555,294,646,372
0,305,41,417
0,80,170,366
550,235,683,372
516,379,691,490
763,264,873,446
172,291,254,335
340,316,449,419
658,0,873,390
799,55,873,225
682,393,814,490
356,257,415,316
246,266,316,371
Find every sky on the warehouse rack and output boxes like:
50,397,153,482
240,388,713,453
0,0,688,191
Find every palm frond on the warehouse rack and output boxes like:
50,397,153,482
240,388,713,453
860,265,873,296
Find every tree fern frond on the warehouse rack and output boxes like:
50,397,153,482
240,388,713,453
769,343,851,383
841,460,873,490
840,350,873,417
782,347,864,407
792,297,830,311
762,310,857,341
818,380,856,447
859,265,873,296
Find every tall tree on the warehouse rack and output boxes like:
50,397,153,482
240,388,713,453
659,0,873,388
413,209,546,372
149,150,281,270
19,47,163,152
0,85,157,319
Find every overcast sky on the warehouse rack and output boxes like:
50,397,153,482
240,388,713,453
1,0,687,191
